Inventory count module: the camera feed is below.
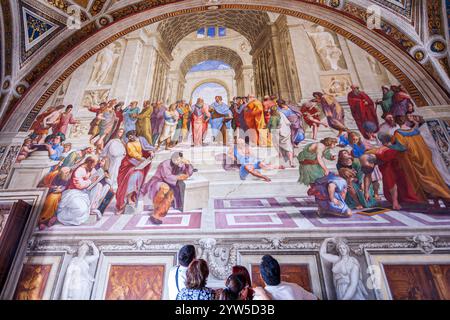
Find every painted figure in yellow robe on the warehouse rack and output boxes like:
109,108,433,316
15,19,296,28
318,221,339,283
393,115,450,207
180,101,192,142
244,95,267,146
134,100,153,145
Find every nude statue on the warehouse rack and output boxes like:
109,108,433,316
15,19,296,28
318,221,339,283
308,26,343,71
61,241,99,300
320,237,368,300
90,44,117,85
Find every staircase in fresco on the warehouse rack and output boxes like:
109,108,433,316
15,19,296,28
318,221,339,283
66,103,361,198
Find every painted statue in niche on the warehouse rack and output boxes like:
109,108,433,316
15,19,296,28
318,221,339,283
61,241,99,300
426,120,450,167
0,203,11,238
320,238,368,300
307,25,346,71
14,264,51,300
89,43,121,86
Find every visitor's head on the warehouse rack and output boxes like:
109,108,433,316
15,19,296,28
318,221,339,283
320,137,338,148
215,96,223,103
65,105,73,112
186,259,209,289
394,115,406,126
351,85,360,94
381,85,389,94
169,103,177,111
259,255,281,286
248,94,256,101
270,95,277,101
348,131,361,145
178,245,196,267
264,95,270,101
384,113,395,126
100,102,108,108
130,101,138,108
220,274,246,300
196,98,204,105
23,138,32,145
232,265,252,287
126,130,137,142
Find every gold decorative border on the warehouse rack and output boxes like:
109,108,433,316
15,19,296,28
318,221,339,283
11,2,437,132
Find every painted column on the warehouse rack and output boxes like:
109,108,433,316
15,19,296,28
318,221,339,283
0,132,28,189
285,16,322,99
110,31,144,104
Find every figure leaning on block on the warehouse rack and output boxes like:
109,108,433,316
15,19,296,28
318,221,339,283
141,152,196,225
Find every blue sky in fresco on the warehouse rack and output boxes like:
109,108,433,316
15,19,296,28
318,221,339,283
189,60,231,72
192,82,228,105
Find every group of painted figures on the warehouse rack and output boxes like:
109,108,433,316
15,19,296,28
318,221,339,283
18,82,450,229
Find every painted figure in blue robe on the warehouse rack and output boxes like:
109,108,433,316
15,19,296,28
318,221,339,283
307,173,352,218
209,96,233,145
232,140,284,182
123,101,140,134
44,133,65,161
277,100,305,146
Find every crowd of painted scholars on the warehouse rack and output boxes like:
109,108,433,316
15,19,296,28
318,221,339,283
18,83,450,230
168,245,317,300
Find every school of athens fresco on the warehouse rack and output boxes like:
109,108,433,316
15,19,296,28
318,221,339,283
0,0,450,301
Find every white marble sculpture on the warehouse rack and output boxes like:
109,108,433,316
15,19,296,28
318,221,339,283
308,26,343,71
61,241,99,300
320,237,368,300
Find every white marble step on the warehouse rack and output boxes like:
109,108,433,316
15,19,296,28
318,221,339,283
209,178,308,198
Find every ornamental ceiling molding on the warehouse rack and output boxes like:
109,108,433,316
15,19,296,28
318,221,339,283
19,1,66,65
1,0,450,132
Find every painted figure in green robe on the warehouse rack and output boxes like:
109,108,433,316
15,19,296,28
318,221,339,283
336,150,376,209
297,137,337,186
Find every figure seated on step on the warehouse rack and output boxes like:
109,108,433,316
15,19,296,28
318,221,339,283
307,172,352,218
115,130,155,215
141,152,196,225
235,137,285,183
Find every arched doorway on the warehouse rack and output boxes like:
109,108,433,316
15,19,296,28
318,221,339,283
190,80,231,105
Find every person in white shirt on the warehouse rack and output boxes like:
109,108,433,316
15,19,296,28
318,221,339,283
167,245,196,300
254,255,317,300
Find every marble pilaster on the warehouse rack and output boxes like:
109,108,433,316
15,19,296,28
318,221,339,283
110,33,144,104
